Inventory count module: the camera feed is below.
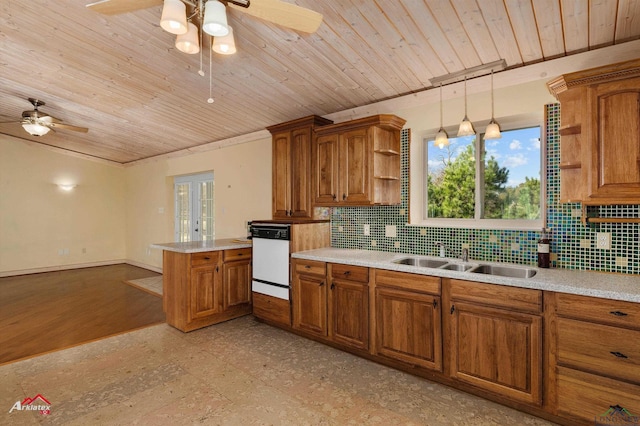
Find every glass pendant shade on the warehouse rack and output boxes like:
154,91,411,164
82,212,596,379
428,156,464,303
457,115,475,136
435,128,449,149
485,119,501,140
212,26,236,54
160,0,188,35
176,22,200,54
203,0,229,37
22,123,50,136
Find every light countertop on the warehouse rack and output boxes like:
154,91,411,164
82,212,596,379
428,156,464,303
151,238,251,253
292,247,640,303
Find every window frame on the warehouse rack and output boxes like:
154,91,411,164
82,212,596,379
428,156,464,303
410,113,546,231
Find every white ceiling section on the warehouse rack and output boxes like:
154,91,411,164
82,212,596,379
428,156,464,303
1,0,639,164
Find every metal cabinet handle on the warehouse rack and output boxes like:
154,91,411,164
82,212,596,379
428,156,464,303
330,283,335,290
450,305,455,314
610,311,628,317
433,299,438,308
215,266,219,273
304,265,311,269
332,194,337,201
204,257,210,260
319,281,325,287
610,351,628,359
343,270,351,276
342,193,346,200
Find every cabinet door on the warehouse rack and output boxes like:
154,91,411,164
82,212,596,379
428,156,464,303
329,279,368,350
272,131,291,218
339,127,371,203
375,287,442,371
449,301,542,405
290,128,313,218
223,259,251,309
314,133,339,204
292,273,327,337
588,79,640,200
190,264,223,321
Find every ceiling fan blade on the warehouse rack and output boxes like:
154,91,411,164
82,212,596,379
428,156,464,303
229,0,323,33
86,0,163,15
49,122,89,133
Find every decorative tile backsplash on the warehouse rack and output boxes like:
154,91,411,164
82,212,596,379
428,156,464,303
330,104,640,274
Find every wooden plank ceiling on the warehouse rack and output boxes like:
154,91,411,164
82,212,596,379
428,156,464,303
1,0,639,164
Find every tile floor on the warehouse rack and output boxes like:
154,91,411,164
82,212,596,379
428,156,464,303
1,316,555,425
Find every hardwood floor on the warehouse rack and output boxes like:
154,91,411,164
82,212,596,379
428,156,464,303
0,264,165,365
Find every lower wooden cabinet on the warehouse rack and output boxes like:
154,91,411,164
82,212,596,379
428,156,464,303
446,279,543,406
252,292,291,326
164,248,252,332
549,292,640,424
374,270,442,371
292,260,369,351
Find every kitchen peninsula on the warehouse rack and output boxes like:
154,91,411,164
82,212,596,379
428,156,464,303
151,238,252,332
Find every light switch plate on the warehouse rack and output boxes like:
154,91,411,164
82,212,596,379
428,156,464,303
363,224,370,236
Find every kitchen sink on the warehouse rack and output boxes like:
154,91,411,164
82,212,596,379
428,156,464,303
469,264,537,278
439,263,475,272
393,257,449,268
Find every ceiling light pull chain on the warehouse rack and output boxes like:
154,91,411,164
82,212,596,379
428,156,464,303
208,35,214,103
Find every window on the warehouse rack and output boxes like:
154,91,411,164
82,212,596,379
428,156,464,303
174,172,214,242
422,124,543,229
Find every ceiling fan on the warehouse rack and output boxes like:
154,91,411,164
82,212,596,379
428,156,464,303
1,98,89,137
86,0,323,34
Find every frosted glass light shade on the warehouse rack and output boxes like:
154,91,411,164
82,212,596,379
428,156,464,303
484,119,502,140
212,26,236,54
435,128,449,149
176,22,200,54
457,116,475,137
203,0,229,37
160,0,188,35
22,123,50,136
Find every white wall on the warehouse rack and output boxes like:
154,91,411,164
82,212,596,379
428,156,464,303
0,136,126,275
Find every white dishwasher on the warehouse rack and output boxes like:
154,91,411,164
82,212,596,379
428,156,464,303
251,223,291,300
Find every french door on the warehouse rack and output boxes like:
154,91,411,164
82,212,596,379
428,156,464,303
174,172,214,242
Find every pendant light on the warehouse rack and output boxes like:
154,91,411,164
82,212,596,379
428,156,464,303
203,0,229,37
212,25,236,55
435,83,449,149
457,76,475,137
175,22,200,54
484,70,502,139
160,0,188,35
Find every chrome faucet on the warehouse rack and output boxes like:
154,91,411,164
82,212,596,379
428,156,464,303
435,242,469,262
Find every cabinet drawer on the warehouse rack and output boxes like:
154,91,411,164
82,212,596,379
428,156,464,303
252,292,291,326
294,259,326,276
331,263,369,283
223,248,251,262
448,279,542,314
557,317,640,384
374,269,440,294
555,292,640,330
557,366,640,423
191,251,219,267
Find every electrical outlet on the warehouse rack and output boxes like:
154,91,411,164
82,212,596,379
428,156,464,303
363,224,370,236
596,232,611,249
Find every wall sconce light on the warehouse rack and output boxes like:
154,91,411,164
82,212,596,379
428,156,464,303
58,184,77,191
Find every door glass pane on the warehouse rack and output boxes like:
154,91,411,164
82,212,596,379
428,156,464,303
199,180,214,241
175,182,191,242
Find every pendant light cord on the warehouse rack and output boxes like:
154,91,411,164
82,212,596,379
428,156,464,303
490,70,494,119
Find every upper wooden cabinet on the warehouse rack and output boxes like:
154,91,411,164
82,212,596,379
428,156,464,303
313,114,406,206
268,115,333,219
548,59,640,204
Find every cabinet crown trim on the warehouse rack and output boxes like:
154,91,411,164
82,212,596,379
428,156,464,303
314,114,406,134
547,58,640,97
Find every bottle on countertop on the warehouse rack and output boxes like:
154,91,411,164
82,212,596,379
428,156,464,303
537,228,551,268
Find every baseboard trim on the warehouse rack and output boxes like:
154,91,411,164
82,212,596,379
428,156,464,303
0,259,162,278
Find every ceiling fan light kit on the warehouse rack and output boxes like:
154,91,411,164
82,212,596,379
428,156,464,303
212,25,236,54
22,122,51,136
175,21,200,54
160,0,188,35
203,0,229,37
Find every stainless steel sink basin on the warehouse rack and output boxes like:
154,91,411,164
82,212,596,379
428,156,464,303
439,263,475,272
469,264,537,278
393,257,449,268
